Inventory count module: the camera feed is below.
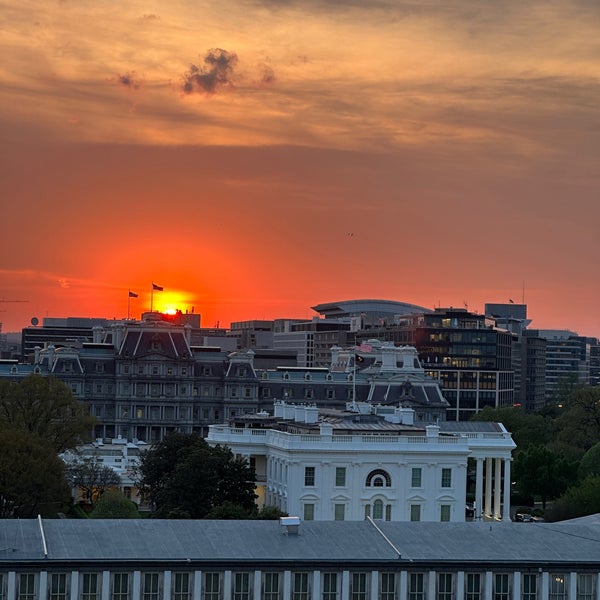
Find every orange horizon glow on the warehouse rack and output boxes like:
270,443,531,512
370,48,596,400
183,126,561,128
1,1,599,338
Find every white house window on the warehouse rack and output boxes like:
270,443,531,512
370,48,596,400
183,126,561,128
112,574,130,600
465,574,481,600
351,574,368,600
334,504,345,521
410,505,421,522
441,468,452,488
411,468,422,487
522,575,537,600
292,573,310,600
81,573,100,600
203,573,221,600
322,573,339,600
493,574,510,600
173,573,192,600
577,575,595,600
437,573,454,600
366,469,391,487
335,467,346,487
233,573,251,600
263,573,280,600
304,466,315,486
440,504,451,522
408,574,425,600
142,574,160,600
49,574,68,600
549,575,567,600
18,574,36,600
303,503,315,521
380,573,397,600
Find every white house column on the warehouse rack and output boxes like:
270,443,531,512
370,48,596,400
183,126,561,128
342,571,350,600
102,571,111,600
70,571,79,600
456,572,465,600
370,571,378,600
7,571,16,600
541,573,549,600
428,571,436,600
163,571,172,600
484,572,493,600
493,459,502,520
253,571,262,600
39,571,48,600
475,458,484,521
513,572,521,600
399,572,408,600
193,571,202,600
485,458,492,519
283,571,292,600
569,572,577,600
223,571,232,600
132,571,141,600
312,571,321,600
502,458,512,521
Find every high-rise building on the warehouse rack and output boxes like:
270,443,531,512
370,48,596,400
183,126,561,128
356,308,514,421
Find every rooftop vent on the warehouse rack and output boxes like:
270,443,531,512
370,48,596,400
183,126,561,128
280,516,301,535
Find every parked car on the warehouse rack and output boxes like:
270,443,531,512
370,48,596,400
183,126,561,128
514,512,533,522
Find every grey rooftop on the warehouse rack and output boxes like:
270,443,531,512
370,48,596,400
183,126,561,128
1,518,600,568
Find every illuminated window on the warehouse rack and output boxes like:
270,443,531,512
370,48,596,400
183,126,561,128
549,575,567,600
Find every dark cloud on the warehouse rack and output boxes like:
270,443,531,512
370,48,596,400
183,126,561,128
118,72,139,89
182,49,238,94
259,64,276,86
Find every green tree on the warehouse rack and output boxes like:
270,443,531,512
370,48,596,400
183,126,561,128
554,387,600,451
90,490,139,519
0,375,96,452
65,457,121,505
137,433,257,519
470,405,552,450
579,441,600,480
545,476,600,522
513,444,578,509
0,429,70,517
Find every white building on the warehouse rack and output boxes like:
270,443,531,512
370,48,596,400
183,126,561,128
208,400,515,523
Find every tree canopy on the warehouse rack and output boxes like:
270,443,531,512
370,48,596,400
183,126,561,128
512,444,578,509
65,456,121,505
0,429,71,517
137,432,257,519
0,375,96,452
90,490,139,519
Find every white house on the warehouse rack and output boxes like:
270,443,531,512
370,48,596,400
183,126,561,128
208,400,515,523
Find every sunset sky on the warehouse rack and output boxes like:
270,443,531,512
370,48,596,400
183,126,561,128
1,0,599,336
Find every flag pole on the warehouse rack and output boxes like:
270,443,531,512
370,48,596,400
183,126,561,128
151,284,154,313
128,291,131,319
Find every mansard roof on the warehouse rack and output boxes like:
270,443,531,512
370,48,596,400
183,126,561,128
118,328,192,360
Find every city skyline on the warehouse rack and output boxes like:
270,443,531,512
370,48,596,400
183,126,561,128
2,1,599,336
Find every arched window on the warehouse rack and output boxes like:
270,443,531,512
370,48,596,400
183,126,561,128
373,499,383,520
366,469,391,487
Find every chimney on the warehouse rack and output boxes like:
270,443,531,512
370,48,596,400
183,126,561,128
280,516,301,535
